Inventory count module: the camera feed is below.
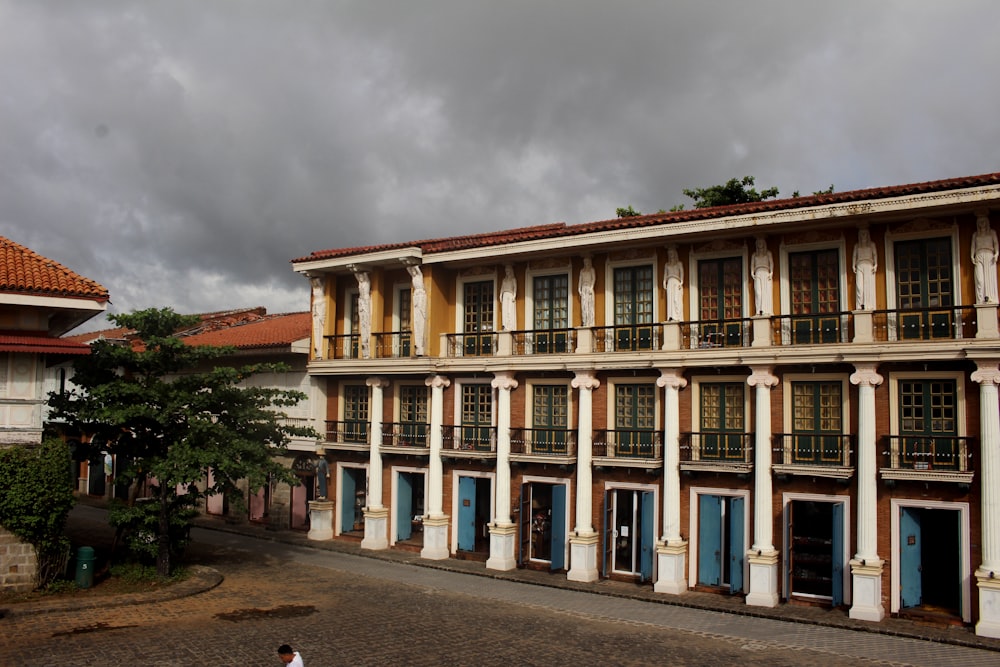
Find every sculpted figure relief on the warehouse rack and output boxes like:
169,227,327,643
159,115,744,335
310,276,326,359
972,212,999,304
663,246,684,321
751,238,774,315
852,228,878,310
500,264,517,330
407,265,427,356
578,257,596,327
355,271,371,358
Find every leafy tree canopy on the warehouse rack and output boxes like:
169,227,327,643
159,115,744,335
682,176,780,209
616,205,641,218
49,307,317,575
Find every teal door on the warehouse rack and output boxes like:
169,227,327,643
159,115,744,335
699,494,723,586
340,468,356,532
639,491,655,582
397,473,413,541
458,476,477,551
900,507,922,608
729,497,744,594
551,485,567,571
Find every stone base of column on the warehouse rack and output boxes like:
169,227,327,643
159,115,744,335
567,532,600,583
653,540,688,595
360,506,389,551
745,549,780,607
486,522,517,571
420,515,450,560
976,569,1000,638
848,558,885,622
307,500,334,541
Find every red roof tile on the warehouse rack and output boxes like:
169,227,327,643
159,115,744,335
181,311,310,350
0,330,91,355
293,171,1000,263
0,236,109,301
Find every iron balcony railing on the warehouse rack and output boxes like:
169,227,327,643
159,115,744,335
510,427,577,456
881,434,974,472
772,433,854,468
680,431,753,464
444,332,497,357
510,328,575,355
593,323,663,353
324,420,369,445
442,425,497,452
773,312,852,345
380,422,430,448
682,318,752,349
871,305,977,342
592,429,663,459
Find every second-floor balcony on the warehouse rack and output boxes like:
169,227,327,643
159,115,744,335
510,427,577,463
592,429,663,468
380,422,430,452
679,432,753,474
772,433,854,479
324,420,369,450
442,425,497,458
879,434,975,485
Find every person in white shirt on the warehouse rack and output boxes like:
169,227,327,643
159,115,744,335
278,644,304,666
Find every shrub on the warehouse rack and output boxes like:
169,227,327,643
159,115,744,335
0,439,75,587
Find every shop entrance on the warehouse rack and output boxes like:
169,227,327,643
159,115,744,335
395,471,426,545
339,467,367,535
787,500,845,605
697,494,744,593
518,482,567,570
900,507,961,615
603,488,654,581
457,476,491,555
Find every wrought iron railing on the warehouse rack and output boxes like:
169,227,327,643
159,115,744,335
380,422,429,448
772,433,854,467
594,323,663,352
871,305,976,342
442,425,497,452
881,435,974,472
680,432,753,463
773,312,852,345
682,318,752,349
324,420,369,445
510,328,575,355
592,429,663,459
510,428,576,456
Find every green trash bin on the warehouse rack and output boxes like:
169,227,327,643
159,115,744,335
75,546,96,589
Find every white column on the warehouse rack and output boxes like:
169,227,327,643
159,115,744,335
568,371,600,583
849,363,885,622
422,374,450,560
745,366,779,607
655,368,688,594
361,376,389,550
487,371,518,571
973,362,1000,637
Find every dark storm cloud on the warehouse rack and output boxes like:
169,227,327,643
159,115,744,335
0,1,997,331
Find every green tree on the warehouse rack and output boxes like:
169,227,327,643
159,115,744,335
616,205,641,218
49,308,316,576
682,176,780,209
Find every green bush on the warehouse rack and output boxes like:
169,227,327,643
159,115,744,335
0,439,75,588
108,492,197,565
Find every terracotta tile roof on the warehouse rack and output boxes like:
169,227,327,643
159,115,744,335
63,325,133,345
0,236,109,302
294,171,1000,263
181,311,310,350
0,330,91,355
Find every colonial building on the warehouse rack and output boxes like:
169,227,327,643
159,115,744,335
0,235,107,590
291,171,1000,637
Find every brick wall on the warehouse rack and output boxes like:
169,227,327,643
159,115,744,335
0,524,37,592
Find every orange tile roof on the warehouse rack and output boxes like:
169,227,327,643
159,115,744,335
0,330,91,355
181,311,310,350
0,236,109,302
294,171,1000,262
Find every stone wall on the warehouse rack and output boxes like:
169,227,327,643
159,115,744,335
0,524,37,592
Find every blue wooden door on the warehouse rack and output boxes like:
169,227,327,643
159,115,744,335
639,491,655,582
699,494,723,586
397,472,413,541
340,468,356,532
728,497,744,594
458,476,476,551
550,485,567,571
900,507,922,608
831,502,844,606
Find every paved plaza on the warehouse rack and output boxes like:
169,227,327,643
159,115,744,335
2,505,1000,666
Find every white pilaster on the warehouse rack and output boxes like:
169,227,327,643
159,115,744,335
973,362,1000,637
746,366,779,607
362,377,389,550
307,500,334,541
568,371,600,583
655,368,688,595
849,364,885,621
487,371,518,571
422,374,450,560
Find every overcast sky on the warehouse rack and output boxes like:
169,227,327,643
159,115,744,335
2,1,998,333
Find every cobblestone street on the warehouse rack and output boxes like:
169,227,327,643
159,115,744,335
2,506,999,666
